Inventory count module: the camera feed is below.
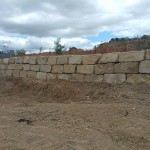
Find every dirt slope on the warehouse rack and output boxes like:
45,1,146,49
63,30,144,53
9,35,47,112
0,77,150,150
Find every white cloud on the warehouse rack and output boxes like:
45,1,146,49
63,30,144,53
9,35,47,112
0,36,96,52
0,36,27,50
0,0,150,51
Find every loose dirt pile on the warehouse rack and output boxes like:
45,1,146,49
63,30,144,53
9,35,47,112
0,77,150,150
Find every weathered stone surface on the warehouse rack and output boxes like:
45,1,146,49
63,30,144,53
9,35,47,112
36,72,47,79
6,70,13,76
15,57,23,64
0,59,3,64
20,70,27,78
146,49,150,60
9,57,15,64
83,54,101,64
40,65,51,72
139,60,150,73
31,65,40,71
104,74,126,84
77,65,94,74
23,56,30,64
2,52,150,84
69,55,83,64
13,70,20,77
126,74,150,84
115,62,139,73
37,56,48,64
64,65,76,73
27,71,36,78
14,64,23,70
8,64,15,70
70,74,85,81
3,58,9,64
52,65,63,73
47,56,58,65
57,55,69,64
119,51,145,62
95,63,114,74
0,64,8,70
3,57,14,64
1,70,7,76
57,74,70,80
23,64,30,70
47,73,57,79
28,56,37,64
99,53,118,63
84,74,103,82
0,70,1,76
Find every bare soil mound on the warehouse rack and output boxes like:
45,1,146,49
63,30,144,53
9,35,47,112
0,77,150,150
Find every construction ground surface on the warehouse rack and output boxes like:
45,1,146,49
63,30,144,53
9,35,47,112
0,77,150,150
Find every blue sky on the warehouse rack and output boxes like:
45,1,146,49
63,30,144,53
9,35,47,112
0,0,150,52
88,32,115,43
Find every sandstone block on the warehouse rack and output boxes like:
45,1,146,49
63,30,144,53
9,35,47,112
1,70,7,76
9,57,15,64
139,60,150,73
40,65,51,72
70,74,85,81
0,59,3,64
37,56,48,64
146,49,150,60
83,54,101,64
99,52,118,63
95,63,114,74
14,64,23,70
77,65,94,74
126,74,150,84
115,62,139,73
64,65,76,73
15,57,23,64
84,74,103,82
27,71,36,78
6,70,13,76
47,56,58,65
57,74,70,80
13,70,20,77
47,73,57,79
104,74,126,84
23,64,30,70
3,58,9,64
52,65,63,73
28,56,37,64
23,56,30,63
69,55,83,64
0,70,1,76
8,64,15,70
36,72,47,79
20,70,27,78
57,55,69,64
0,64,8,70
119,51,145,62
31,65,40,71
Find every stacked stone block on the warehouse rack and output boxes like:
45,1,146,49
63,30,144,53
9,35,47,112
0,49,150,84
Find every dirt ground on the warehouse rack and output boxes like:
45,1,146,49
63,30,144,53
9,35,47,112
0,77,150,150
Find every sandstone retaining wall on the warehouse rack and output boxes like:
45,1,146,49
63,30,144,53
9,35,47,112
0,50,150,84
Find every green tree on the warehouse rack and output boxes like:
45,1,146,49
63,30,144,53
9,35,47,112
16,49,26,55
39,46,43,53
54,38,66,55
121,38,128,51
